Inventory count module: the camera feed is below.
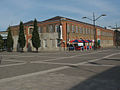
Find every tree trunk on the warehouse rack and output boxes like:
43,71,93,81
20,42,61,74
36,48,38,53
21,48,24,52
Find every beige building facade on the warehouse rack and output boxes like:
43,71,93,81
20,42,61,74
8,16,114,51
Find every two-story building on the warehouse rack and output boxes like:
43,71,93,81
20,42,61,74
9,16,114,51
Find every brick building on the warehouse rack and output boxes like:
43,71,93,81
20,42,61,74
9,16,114,51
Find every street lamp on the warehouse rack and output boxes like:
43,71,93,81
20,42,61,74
82,12,106,50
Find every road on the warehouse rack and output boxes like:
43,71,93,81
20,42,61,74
0,48,120,90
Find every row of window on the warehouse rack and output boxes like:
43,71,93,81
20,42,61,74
28,24,94,35
101,31,113,37
42,39,59,48
101,40,113,44
38,24,60,33
27,24,113,37
68,24,94,35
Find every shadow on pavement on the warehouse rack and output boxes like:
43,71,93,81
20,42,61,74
102,58,120,61
69,66,120,90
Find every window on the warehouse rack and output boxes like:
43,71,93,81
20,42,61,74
76,26,78,33
88,28,90,35
46,25,49,32
86,28,88,34
45,39,47,47
85,28,87,34
29,27,33,34
38,27,42,33
49,25,54,32
83,28,86,34
91,29,94,35
55,25,59,33
43,39,47,47
67,24,70,33
79,27,83,34
72,25,74,33
69,24,72,32
97,29,100,35
51,39,55,47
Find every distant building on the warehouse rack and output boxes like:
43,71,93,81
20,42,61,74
114,30,120,47
111,27,120,31
0,31,8,50
7,16,114,51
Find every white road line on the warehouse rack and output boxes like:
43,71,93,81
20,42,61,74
31,61,115,67
0,63,26,68
4,60,25,63
0,66,69,83
32,52,120,67
73,53,120,66
31,61,75,66
43,49,111,62
1,55,34,57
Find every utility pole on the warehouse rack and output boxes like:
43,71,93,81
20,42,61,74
82,12,106,50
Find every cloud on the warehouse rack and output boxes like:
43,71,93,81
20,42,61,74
40,3,91,16
0,0,120,31
70,0,118,13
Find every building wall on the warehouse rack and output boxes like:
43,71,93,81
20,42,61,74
61,20,114,48
114,30,120,46
12,32,60,51
9,16,114,51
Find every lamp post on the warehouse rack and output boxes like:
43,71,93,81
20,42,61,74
82,12,106,50
67,32,70,50
58,21,62,48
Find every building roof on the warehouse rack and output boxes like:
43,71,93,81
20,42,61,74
39,16,112,30
9,16,113,31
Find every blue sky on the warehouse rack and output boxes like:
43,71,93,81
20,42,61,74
0,0,120,31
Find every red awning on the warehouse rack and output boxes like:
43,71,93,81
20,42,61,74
69,39,83,43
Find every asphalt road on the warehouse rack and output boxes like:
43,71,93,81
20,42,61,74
0,48,120,90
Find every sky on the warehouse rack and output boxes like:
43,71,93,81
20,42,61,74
0,0,120,31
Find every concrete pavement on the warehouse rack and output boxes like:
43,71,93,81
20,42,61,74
0,48,120,90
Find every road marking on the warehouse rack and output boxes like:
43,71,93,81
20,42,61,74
43,49,111,62
0,52,117,83
0,63,26,68
0,66,69,83
2,55,35,57
72,53,120,66
4,60,25,63
0,49,117,83
31,61,76,66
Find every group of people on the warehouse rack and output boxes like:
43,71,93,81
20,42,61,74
68,44,94,51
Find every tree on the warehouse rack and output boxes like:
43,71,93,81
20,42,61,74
18,21,26,52
0,34,4,51
32,19,40,52
7,27,14,52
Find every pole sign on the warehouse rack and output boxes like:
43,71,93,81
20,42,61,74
60,25,63,39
